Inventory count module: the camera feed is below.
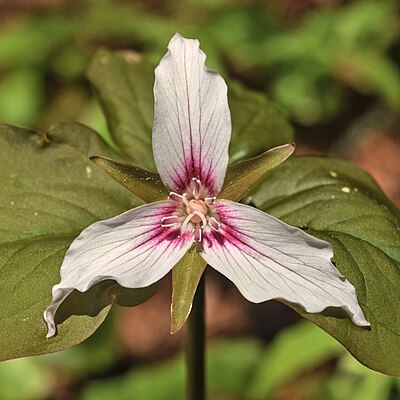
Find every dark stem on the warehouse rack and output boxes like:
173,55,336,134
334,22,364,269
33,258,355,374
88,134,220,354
186,273,206,400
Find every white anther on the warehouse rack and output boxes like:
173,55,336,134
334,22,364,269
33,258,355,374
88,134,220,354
205,197,216,206
192,178,202,199
208,216,221,231
194,226,202,242
168,192,183,202
161,215,182,227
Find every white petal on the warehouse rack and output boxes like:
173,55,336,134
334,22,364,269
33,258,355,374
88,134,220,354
152,33,231,196
44,201,194,337
201,200,369,327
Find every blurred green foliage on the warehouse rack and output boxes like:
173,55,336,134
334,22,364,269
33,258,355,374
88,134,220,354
0,0,399,398
0,0,398,132
1,320,398,399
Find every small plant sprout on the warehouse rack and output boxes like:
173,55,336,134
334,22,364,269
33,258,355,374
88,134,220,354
44,33,369,339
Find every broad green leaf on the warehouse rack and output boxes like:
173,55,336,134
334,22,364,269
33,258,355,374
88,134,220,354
220,143,294,202
90,156,167,203
247,156,400,376
0,123,157,361
228,81,294,162
86,48,294,168
248,321,343,398
86,48,155,169
171,250,207,334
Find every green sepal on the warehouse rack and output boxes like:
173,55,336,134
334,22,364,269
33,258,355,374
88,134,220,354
171,249,207,334
90,156,168,203
220,143,295,202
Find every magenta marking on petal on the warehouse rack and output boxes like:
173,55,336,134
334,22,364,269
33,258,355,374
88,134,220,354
208,216,221,231
202,202,257,253
140,203,179,219
131,225,191,259
164,227,184,242
194,226,202,242
169,162,188,192
179,154,218,195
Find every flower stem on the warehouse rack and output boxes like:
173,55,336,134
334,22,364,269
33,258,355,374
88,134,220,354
186,273,206,400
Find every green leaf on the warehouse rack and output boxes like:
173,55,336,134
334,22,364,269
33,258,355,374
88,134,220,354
0,123,157,361
171,249,207,334
228,81,294,163
86,48,155,169
86,48,294,168
247,156,400,376
220,143,294,202
90,156,167,203
248,321,343,398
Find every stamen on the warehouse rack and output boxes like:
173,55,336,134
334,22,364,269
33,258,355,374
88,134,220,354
208,216,221,231
194,226,202,242
161,215,183,227
192,178,201,199
193,211,207,228
169,192,183,202
205,197,216,206
181,213,194,232
182,193,190,207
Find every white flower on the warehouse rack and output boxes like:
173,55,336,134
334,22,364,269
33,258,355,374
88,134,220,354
44,33,369,338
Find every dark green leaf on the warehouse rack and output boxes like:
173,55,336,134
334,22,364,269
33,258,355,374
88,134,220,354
247,156,400,376
220,143,294,202
90,156,167,203
171,249,207,334
86,48,155,169
228,81,294,162
0,123,157,361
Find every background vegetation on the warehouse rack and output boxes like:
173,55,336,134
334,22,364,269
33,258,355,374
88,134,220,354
0,0,399,399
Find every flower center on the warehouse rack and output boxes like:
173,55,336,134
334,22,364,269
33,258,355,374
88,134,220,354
186,199,208,223
161,178,221,242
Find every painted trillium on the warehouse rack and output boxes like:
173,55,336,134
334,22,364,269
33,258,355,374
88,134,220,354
44,33,369,338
